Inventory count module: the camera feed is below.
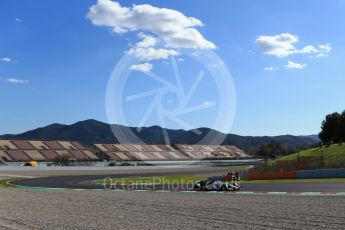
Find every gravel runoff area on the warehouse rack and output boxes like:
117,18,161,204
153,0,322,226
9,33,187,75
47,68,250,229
1,187,345,230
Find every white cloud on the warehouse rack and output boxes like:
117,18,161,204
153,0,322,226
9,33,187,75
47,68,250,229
128,47,179,61
14,18,22,23
256,33,298,58
130,63,153,73
284,60,306,70
202,100,216,108
203,101,212,106
300,45,318,54
87,0,215,50
256,33,332,58
136,32,157,48
315,53,327,58
316,43,332,57
264,66,276,71
319,43,332,52
6,78,29,84
1,57,12,62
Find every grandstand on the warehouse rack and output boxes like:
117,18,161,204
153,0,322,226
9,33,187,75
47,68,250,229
0,140,249,163
94,144,249,161
0,140,98,162
94,144,186,161
175,145,248,159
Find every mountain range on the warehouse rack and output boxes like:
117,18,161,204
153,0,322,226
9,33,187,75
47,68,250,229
0,119,319,152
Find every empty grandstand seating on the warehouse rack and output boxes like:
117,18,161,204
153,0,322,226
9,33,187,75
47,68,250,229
94,144,188,161
0,140,98,162
94,144,249,161
175,145,248,159
0,150,12,161
0,140,249,162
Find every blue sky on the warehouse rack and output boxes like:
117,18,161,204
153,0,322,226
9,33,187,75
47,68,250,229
1,0,345,136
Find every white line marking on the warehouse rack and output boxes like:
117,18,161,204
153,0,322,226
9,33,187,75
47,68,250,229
0,174,35,178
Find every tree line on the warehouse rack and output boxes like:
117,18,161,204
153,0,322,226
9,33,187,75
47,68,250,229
319,110,345,144
252,140,296,159
250,110,345,160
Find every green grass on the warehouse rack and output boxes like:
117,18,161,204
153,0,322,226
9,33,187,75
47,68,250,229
278,144,345,162
220,165,252,171
260,143,345,171
0,179,15,188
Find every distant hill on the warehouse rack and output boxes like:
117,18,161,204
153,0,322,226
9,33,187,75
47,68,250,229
0,119,319,152
299,135,320,142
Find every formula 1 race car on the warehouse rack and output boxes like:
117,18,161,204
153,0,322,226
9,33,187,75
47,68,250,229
193,179,240,191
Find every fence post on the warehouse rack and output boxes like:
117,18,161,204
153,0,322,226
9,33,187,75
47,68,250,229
319,150,324,169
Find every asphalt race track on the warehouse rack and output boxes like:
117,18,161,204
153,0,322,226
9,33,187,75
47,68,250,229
11,173,345,192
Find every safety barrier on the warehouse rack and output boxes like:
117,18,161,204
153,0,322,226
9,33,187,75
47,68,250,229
247,168,345,180
247,171,297,180
297,169,345,179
